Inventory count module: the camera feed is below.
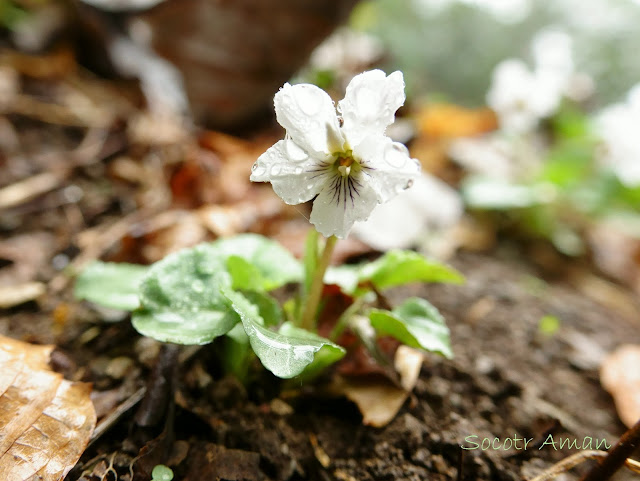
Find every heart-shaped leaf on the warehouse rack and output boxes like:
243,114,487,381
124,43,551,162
213,234,302,290
223,289,345,379
359,250,463,291
227,255,265,291
369,297,453,358
74,261,148,311
132,245,239,344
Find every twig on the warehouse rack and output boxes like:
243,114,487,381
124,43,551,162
89,387,146,446
0,172,62,210
529,449,640,481
580,417,640,481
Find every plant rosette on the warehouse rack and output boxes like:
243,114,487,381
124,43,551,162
75,70,463,392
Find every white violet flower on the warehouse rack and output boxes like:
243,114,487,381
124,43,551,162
250,70,421,239
486,59,562,133
595,83,640,187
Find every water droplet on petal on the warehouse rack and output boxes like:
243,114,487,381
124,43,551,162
251,162,267,178
294,166,303,175
384,142,409,168
270,164,282,176
404,179,414,190
295,86,322,116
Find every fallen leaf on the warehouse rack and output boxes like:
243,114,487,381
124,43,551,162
0,335,96,481
0,232,56,286
333,346,424,427
0,282,46,308
416,103,498,139
600,344,640,428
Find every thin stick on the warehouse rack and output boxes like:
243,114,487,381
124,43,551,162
529,449,640,481
580,417,640,481
300,235,337,331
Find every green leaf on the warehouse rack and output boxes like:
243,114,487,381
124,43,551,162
212,234,302,290
241,290,282,327
74,261,148,311
325,265,361,294
369,297,452,358
278,322,346,380
223,289,345,379
132,245,239,345
359,250,463,290
151,465,174,481
227,255,265,291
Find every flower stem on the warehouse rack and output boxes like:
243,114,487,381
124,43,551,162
300,235,337,331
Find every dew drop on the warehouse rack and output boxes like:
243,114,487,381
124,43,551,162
251,163,267,177
383,142,408,168
192,280,205,293
270,164,282,176
294,86,322,116
404,179,414,190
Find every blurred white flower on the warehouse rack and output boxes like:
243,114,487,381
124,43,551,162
486,59,562,133
595,83,640,187
449,136,516,180
251,70,420,239
352,173,463,250
309,27,384,74
532,28,574,88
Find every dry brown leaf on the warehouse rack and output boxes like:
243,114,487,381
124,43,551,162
0,282,46,309
0,335,96,481
600,344,640,428
333,346,424,427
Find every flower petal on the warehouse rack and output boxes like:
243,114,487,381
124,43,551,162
338,70,406,147
250,140,331,205
309,173,380,239
354,135,421,203
274,83,343,156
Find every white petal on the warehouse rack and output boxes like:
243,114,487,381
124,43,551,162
274,83,343,156
338,70,406,147
250,140,331,205
309,173,379,239
354,135,421,203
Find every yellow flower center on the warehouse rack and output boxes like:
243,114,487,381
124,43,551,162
335,153,359,177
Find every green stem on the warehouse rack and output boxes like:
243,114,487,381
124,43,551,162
328,296,366,342
300,235,337,331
